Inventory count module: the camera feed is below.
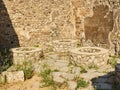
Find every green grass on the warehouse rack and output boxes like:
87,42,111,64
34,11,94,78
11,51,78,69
16,61,34,79
34,44,40,47
108,56,117,68
77,42,81,47
75,78,89,90
40,68,56,90
88,64,98,70
80,67,87,73
0,49,12,73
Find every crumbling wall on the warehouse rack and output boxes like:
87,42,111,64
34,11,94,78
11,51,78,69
72,0,94,40
3,0,75,48
84,5,113,48
2,0,120,55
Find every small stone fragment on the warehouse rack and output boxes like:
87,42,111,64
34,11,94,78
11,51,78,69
2,71,24,83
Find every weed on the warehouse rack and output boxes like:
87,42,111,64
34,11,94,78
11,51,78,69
77,41,81,47
80,67,87,73
40,68,56,90
88,64,98,70
34,44,40,47
53,69,59,72
75,78,89,90
42,63,49,69
16,61,34,79
0,49,12,73
108,56,117,68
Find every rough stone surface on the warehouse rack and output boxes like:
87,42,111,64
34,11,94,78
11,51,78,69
85,5,113,48
35,60,70,72
2,71,24,83
69,47,109,67
0,0,120,56
52,72,75,83
0,75,5,84
52,39,77,53
1,1,120,90
11,47,44,65
52,72,66,84
3,0,76,48
71,66,81,77
67,81,77,90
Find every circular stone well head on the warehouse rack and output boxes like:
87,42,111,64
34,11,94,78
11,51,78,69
52,39,77,53
69,47,109,67
10,47,44,65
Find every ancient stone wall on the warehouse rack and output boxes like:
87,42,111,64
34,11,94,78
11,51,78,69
1,0,95,49
3,0,75,48
1,0,120,54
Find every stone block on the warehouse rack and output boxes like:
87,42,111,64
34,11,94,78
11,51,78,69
2,71,24,83
0,75,5,84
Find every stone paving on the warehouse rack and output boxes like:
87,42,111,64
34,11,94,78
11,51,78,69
0,45,118,90
33,53,115,90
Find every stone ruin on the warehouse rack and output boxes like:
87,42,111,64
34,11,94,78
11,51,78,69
0,0,120,56
0,0,120,90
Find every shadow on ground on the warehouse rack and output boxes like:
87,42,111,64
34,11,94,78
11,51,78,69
91,71,117,90
0,0,19,73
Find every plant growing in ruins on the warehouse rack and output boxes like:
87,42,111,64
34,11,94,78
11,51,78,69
80,66,87,73
34,44,40,47
16,61,34,80
40,68,56,90
108,56,117,68
0,49,12,73
88,64,98,70
75,78,89,90
77,41,81,47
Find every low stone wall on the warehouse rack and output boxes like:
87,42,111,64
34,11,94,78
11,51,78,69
52,39,77,54
69,47,109,67
10,47,44,65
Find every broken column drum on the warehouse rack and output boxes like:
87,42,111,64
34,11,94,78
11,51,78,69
11,47,43,65
69,47,109,67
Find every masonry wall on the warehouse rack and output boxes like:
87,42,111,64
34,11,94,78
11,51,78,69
1,0,120,51
3,0,75,48
2,0,95,48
